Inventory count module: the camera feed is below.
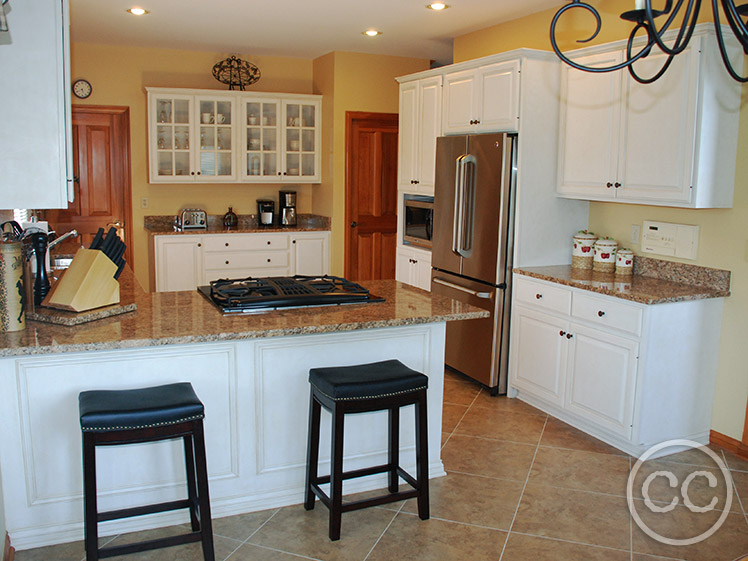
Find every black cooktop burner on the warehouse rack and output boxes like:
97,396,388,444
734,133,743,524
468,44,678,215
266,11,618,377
198,275,384,313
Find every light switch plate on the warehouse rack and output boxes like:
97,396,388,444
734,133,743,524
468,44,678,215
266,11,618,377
641,220,699,260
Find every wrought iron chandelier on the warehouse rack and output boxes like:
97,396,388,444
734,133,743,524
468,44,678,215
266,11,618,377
550,1,748,83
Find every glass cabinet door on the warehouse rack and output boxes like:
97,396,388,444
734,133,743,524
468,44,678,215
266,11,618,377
244,100,280,179
197,97,234,179
283,101,319,180
154,96,192,179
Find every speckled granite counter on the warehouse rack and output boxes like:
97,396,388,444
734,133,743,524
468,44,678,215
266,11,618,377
145,213,330,234
514,258,730,305
0,271,487,357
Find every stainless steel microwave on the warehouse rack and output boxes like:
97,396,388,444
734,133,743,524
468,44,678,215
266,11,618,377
403,197,434,249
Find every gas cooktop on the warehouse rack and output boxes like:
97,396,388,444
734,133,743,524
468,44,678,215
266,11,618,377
198,275,385,313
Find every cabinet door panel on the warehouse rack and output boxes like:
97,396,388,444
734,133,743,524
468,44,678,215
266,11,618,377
617,47,697,204
565,324,638,437
557,51,623,199
477,61,520,132
398,82,419,187
292,233,329,276
155,236,203,291
416,76,442,193
510,306,568,406
443,70,476,134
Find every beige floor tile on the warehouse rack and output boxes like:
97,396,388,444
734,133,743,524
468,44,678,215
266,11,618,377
540,418,627,456
629,459,741,513
511,483,632,550
631,502,748,561
653,445,728,468
441,434,536,481
441,431,450,446
14,540,87,561
501,532,631,561
248,503,395,561
442,402,468,433
228,542,320,560
632,555,687,561
529,446,631,496
103,524,240,560
730,470,748,512
723,450,748,472
454,407,546,445
401,471,523,530
443,378,481,406
471,392,548,416
210,509,279,541
366,512,507,561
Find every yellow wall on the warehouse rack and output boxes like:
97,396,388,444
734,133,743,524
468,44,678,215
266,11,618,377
454,1,748,442
312,52,430,275
70,43,317,289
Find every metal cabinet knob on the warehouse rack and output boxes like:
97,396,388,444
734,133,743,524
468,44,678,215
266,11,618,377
267,241,271,245
225,260,229,265
566,333,573,339
225,242,229,247
197,243,202,247
267,258,271,263
191,171,196,176
606,182,613,188
614,182,621,188
559,330,566,336
535,293,543,299
197,171,201,175
351,221,358,228
598,310,606,317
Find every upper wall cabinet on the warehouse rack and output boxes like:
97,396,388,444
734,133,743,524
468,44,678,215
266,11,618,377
147,88,321,184
442,60,520,135
398,76,442,195
557,31,742,208
0,0,73,209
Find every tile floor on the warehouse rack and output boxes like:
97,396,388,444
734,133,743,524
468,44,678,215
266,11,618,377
15,369,748,561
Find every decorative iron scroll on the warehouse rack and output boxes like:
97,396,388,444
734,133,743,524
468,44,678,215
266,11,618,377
212,56,261,90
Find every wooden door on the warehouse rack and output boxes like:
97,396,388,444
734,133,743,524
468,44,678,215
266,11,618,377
45,106,133,267
345,112,398,281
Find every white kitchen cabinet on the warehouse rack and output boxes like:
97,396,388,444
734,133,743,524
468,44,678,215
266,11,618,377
509,274,725,456
154,235,204,292
442,60,520,135
395,246,432,291
153,231,330,292
398,76,442,195
557,29,741,208
147,88,321,184
148,90,237,182
0,0,74,208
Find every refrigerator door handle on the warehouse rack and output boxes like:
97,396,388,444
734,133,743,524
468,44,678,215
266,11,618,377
452,155,466,255
433,277,492,299
453,154,476,258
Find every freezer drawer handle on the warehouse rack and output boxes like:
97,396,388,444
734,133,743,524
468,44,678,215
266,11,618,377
433,277,491,299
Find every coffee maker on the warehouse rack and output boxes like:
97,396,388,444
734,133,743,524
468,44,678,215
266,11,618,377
279,191,297,227
257,199,275,226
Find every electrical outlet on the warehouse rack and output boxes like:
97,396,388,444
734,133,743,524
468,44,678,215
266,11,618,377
630,224,641,245
140,197,149,209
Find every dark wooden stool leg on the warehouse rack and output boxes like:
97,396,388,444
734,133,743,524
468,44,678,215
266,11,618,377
183,434,200,531
388,406,400,493
82,432,99,561
415,390,429,520
304,392,321,510
329,402,345,541
192,420,215,561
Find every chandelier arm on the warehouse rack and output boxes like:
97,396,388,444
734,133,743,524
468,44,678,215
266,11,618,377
720,0,748,43
646,0,701,55
713,0,748,81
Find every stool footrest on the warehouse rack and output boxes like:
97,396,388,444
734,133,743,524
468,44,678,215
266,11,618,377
98,498,192,522
313,463,393,485
98,531,202,558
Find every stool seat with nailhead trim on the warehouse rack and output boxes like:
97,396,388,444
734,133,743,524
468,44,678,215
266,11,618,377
78,382,215,561
304,359,429,541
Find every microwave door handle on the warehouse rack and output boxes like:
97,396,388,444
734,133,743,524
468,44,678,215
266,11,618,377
460,155,477,258
452,155,466,255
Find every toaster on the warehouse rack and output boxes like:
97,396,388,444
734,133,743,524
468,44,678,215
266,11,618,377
179,208,207,231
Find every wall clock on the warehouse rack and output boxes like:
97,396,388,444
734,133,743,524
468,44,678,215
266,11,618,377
72,79,92,99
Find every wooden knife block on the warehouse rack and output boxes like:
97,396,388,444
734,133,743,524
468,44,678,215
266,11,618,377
43,248,120,312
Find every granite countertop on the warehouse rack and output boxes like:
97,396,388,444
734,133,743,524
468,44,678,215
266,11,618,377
515,257,730,305
145,214,330,235
0,271,488,358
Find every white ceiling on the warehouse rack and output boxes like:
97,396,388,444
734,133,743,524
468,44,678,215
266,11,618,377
70,0,563,66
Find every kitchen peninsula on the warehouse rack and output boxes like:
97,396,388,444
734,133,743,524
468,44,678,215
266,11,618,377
0,270,487,550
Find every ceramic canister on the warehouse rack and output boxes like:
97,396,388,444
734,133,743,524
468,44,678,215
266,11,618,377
593,238,618,273
572,230,597,270
0,241,25,332
616,248,634,275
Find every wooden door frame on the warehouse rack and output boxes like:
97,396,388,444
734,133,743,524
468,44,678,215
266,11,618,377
71,104,134,269
344,111,399,279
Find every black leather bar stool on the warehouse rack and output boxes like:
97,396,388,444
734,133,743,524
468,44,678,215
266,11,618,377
304,359,429,541
78,382,214,561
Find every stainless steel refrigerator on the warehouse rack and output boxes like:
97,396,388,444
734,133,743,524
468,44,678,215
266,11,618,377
430,133,516,394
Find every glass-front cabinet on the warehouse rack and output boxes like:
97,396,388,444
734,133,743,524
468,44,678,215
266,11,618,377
147,88,321,184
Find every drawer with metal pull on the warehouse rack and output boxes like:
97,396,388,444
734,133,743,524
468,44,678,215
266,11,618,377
571,292,643,336
202,234,289,252
203,251,290,270
514,277,571,315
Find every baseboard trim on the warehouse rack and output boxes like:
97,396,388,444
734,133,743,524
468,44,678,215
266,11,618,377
4,532,14,561
710,430,748,460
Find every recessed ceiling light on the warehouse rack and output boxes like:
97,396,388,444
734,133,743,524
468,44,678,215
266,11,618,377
126,7,149,15
363,29,382,37
426,2,450,10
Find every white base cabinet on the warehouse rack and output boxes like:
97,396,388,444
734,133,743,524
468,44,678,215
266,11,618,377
395,246,432,291
509,274,724,456
154,231,330,292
